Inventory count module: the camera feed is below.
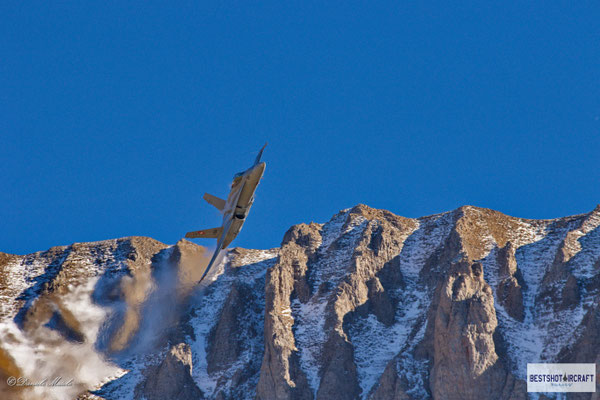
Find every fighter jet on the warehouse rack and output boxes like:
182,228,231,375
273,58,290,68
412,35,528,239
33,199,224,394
185,143,267,283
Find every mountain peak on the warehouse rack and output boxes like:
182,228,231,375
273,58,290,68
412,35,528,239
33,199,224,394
1,204,599,399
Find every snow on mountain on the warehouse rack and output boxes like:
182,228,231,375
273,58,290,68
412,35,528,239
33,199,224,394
0,204,599,399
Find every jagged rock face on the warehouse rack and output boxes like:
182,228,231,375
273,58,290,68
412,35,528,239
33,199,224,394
1,205,599,400
431,260,505,399
139,343,203,400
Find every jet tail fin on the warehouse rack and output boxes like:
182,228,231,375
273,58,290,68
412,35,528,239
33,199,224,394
203,193,226,212
198,218,232,283
254,142,267,165
185,227,223,239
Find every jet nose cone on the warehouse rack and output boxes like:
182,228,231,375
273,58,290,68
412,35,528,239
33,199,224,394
253,162,266,179
254,162,266,174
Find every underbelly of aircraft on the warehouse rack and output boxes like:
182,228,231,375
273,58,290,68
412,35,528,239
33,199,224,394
223,218,245,248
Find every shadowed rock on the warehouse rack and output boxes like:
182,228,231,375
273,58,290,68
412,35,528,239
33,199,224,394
139,343,204,400
1,205,600,400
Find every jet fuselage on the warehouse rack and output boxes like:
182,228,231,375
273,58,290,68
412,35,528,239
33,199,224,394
184,143,267,283
221,161,265,247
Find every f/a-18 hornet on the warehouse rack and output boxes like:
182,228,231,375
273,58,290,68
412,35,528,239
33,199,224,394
185,143,267,282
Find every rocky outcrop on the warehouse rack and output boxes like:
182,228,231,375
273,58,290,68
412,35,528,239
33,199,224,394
430,260,505,399
139,343,203,400
1,204,599,399
495,243,525,321
257,223,319,400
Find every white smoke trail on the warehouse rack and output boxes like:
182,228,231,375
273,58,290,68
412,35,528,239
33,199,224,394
0,243,224,399
0,278,126,400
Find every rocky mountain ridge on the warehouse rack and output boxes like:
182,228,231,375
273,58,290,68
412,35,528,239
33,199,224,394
1,204,599,399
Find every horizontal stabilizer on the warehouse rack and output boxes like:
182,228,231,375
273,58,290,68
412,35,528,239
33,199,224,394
185,227,223,239
203,193,226,211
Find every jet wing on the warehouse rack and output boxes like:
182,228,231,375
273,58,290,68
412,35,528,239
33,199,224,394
185,227,223,239
203,193,226,212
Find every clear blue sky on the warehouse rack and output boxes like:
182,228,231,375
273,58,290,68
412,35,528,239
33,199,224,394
1,2,599,255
